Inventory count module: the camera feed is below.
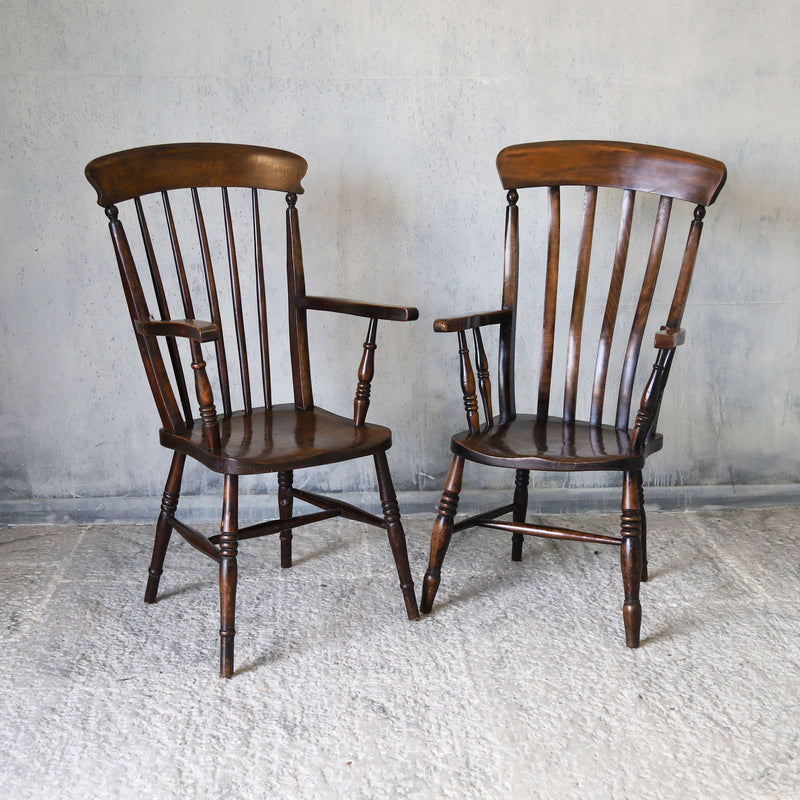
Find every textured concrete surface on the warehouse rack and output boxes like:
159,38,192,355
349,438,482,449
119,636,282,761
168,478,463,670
2,1,800,506
1,508,798,799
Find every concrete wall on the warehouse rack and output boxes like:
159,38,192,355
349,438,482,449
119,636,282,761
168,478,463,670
2,0,798,518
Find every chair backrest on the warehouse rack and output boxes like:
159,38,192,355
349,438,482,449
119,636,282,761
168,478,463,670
494,140,726,429
85,143,314,433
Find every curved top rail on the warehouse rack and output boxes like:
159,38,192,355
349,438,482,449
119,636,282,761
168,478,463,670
497,140,726,206
86,142,308,206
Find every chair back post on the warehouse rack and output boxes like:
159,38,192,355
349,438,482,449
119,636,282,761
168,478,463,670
286,193,314,410
498,189,519,423
666,205,706,331
106,205,183,431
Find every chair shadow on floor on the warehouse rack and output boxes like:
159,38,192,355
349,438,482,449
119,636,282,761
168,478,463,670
151,581,210,603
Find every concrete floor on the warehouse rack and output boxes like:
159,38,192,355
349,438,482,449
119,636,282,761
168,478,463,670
1,508,798,799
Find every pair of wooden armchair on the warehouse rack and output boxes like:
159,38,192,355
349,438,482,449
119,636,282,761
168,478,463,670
85,141,726,676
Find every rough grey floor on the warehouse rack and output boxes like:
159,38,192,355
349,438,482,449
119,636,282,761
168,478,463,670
1,508,798,799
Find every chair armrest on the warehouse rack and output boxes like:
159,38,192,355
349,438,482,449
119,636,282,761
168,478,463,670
134,318,221,343
300,295,418,322
654,326,686,349
630,347,676,451
134,318,221,448
300,298,415,424
433,309,511,333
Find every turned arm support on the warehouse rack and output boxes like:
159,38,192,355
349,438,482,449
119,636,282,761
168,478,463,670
434,310,509,433
630,329,686,450
133,317,221,449
301,295,418,426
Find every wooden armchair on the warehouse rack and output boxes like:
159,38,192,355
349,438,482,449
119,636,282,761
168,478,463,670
421,140,726,647
85,143,419,677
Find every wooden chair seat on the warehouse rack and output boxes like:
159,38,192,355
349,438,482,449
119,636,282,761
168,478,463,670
161,405,392,474
451,415,663,472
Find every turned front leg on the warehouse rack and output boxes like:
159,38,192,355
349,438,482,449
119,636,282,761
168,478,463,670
374,450,419,621
620,471,643,648
219,475,239,677
190,340,220,450
354,318,378,426
278,470,294,568
421,455,465,613
145,452,186,603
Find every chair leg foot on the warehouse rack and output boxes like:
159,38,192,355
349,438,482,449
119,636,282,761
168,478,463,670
421,455,464,614
420,570,442,614
144,452,185,604
144,564,164,605
400,582,420,621
621,471,643,648
511,534,524,562
278,470,293,569
219,475,239,677
623,602,642,648
374,451,420,621
220,632,235,678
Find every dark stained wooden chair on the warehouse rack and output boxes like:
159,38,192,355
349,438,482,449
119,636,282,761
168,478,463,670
421,140,726,646
85,143,420,677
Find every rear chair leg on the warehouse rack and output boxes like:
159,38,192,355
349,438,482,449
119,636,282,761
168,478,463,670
144,452,186,603
421,455,465,613
511,469,529,561
374,450,420,621
278,470,294,568
639,480,648,582
219,474,239,678
620,471,643,647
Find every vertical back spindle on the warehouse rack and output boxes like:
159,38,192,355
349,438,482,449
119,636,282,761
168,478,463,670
252,189,272,408
590,189,636,426
162,192,195,318
616,195,672,430
563,185,598,423
537,186,560,419
222,188,252,414
192,187,232,417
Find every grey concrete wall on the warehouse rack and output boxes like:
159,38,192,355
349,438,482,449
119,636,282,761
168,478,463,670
2,0,798,515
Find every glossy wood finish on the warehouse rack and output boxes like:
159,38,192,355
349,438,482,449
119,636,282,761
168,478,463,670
160,405,393,474
497,140,727,205
86,142,420,677
450,415,663,471
422,140,727,647
86,142,307,205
